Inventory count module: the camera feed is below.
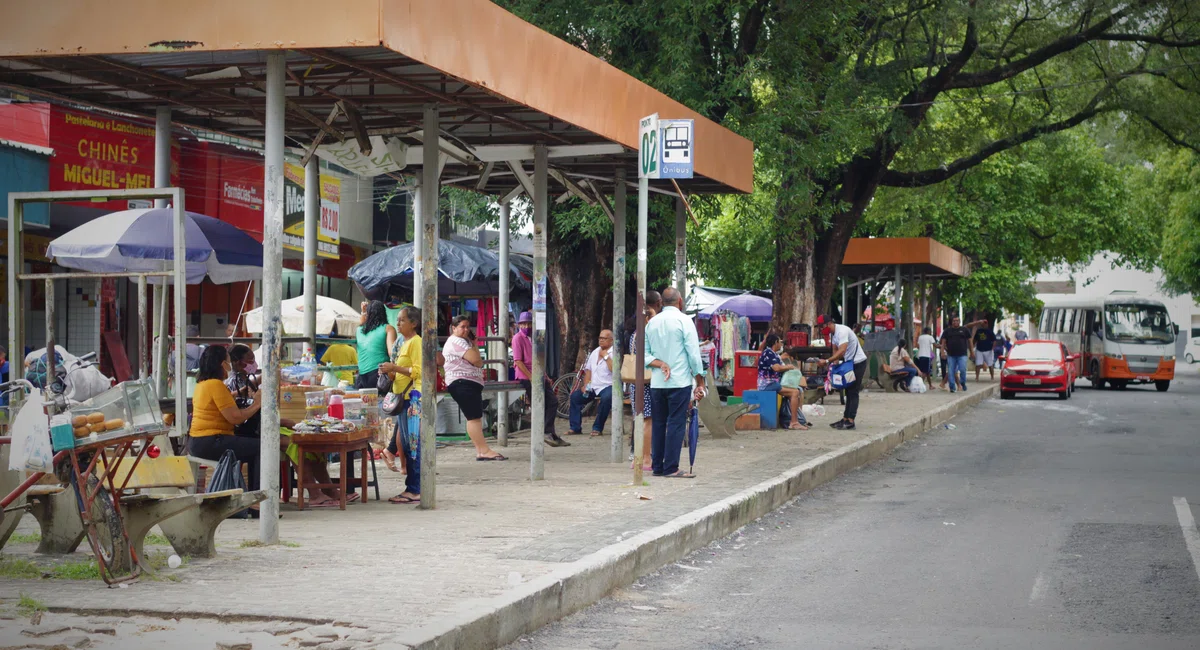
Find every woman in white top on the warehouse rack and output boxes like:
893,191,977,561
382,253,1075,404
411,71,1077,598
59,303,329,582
438,315,506,461
888,334,919,391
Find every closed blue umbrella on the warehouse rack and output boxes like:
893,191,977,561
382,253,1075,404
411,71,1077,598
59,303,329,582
688,405,700,473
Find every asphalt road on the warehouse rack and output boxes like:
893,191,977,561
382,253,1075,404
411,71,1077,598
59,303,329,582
510,370,1200,650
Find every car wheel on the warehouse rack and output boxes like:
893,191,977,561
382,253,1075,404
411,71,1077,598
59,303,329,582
1001,390,1013,400
1058,387,1070,400
1155,380,1170,392
1187,353,1195,364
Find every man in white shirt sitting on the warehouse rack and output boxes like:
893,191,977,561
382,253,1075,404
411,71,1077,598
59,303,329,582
567,329,616,436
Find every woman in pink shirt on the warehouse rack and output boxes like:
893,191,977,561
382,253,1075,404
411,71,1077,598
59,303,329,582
439,315,506,461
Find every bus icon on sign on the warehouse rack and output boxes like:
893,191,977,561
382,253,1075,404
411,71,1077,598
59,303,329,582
663,123,691,164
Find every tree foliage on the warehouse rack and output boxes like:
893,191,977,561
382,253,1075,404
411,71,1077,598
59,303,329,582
1130,149,1200,296
864,129,1161,314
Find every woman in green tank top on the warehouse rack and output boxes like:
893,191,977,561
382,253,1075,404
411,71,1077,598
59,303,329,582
355,300,397,389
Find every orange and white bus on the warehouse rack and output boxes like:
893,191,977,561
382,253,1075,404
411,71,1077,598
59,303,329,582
1038,292,1177,391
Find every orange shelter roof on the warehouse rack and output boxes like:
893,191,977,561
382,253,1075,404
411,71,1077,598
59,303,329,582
841,237,971,278
0,0,753,195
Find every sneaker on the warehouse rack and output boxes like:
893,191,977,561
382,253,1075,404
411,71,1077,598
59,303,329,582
544,436,564,447
553,434,571,447
840,420,856,430
830,419,848,429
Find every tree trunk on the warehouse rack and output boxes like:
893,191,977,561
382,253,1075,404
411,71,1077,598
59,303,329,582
547,235,612,376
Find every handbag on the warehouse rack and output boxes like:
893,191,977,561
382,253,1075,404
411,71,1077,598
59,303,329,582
206,449,246,494
620,355,641,384
381,391,407,416
829,360,857,389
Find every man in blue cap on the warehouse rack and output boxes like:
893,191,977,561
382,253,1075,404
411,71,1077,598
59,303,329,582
513,311,568,447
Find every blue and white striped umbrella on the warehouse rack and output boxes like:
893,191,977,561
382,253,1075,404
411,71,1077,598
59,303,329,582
46,207,263,284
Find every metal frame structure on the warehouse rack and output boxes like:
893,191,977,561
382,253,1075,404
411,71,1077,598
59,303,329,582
1,0,755,535
7,188,189,439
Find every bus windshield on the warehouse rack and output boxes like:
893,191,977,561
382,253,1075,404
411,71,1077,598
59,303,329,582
1104,304,1174,344
1009,342,1062,361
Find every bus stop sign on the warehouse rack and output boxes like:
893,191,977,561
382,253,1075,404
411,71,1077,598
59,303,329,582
639,115,694,180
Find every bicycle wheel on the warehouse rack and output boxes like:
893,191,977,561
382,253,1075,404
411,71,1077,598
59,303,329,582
71,471,134,581
552,373,576,419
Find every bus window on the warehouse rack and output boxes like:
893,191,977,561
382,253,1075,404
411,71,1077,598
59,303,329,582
1065,309,1077,333
1055,310,1066,333
1042,309,1056,332
1105,303,1175,344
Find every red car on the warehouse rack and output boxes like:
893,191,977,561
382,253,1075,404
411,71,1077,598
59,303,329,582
1000,340,1078,400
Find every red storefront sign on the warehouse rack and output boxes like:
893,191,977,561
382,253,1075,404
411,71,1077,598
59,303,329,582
47,107,178,210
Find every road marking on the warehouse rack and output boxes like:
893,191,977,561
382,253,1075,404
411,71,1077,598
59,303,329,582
1173,497,1200,583
1028,569,1048,604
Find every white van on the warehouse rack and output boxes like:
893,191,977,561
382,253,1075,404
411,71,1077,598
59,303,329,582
1040,292,1177,391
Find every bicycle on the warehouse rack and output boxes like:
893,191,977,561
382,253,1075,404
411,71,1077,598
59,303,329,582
0,352,168,584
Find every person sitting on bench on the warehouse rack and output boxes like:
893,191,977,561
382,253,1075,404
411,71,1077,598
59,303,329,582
757,334,808,430
886,334,919,391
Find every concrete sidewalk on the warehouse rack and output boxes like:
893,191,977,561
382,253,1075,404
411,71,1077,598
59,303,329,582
0,378,998,649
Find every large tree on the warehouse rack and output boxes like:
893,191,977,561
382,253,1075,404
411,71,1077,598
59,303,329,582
500,0,1200,333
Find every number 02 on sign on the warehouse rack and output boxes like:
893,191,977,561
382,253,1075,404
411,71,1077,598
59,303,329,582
639,114,694,180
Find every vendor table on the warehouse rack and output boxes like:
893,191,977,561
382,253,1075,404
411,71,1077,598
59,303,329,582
289,427,371,510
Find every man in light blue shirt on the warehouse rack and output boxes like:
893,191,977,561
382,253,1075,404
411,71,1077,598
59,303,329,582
644,287,706,478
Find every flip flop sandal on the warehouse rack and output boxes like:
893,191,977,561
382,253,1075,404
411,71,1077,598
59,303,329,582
477,454,508,461
308,500,341,508
346,492,361,502
381,452,399,473
789,424,810,430
388,494,420,504
589,431,603,437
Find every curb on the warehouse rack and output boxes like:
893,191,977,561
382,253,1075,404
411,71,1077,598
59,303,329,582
399,384,998,650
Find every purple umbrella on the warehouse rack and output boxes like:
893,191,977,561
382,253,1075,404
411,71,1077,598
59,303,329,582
699,293,773,322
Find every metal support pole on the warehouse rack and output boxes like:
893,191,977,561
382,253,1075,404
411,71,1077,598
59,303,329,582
302,156,320,351
530,143,548,481
7,196,23,387
633,173,648,486
154,107,170,209
154,282,167,397
137,275,148,379
418,105,440,508
258,51,286,541
497,201,511,447
172,197,188,440
856,281,863,326
841,277,847,325
153,106,171,393
611,170,626,464
44,280,54,379
674,197,686,300
412,185,423,310
904,268,916,347
894,265,902,333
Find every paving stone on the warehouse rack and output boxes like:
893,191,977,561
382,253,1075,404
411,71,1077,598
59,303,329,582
215,642,252,650
63,635,93,649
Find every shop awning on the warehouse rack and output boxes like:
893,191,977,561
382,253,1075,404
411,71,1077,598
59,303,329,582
0,0,753,196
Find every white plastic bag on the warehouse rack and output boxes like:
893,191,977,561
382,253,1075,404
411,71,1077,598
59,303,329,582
909,376,928,393
8,393,54,473
801,404,826,419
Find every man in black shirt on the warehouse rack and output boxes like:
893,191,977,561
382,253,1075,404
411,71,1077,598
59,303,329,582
973,327,998,382
939,316,988,393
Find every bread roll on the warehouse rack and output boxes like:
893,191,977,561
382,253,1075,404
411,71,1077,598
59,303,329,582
104,419,125,431
88,422,106,433
72,415,89,428
73,426,90,437
86,412,105,424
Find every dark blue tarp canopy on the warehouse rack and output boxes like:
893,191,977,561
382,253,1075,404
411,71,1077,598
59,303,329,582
349,240,534,300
